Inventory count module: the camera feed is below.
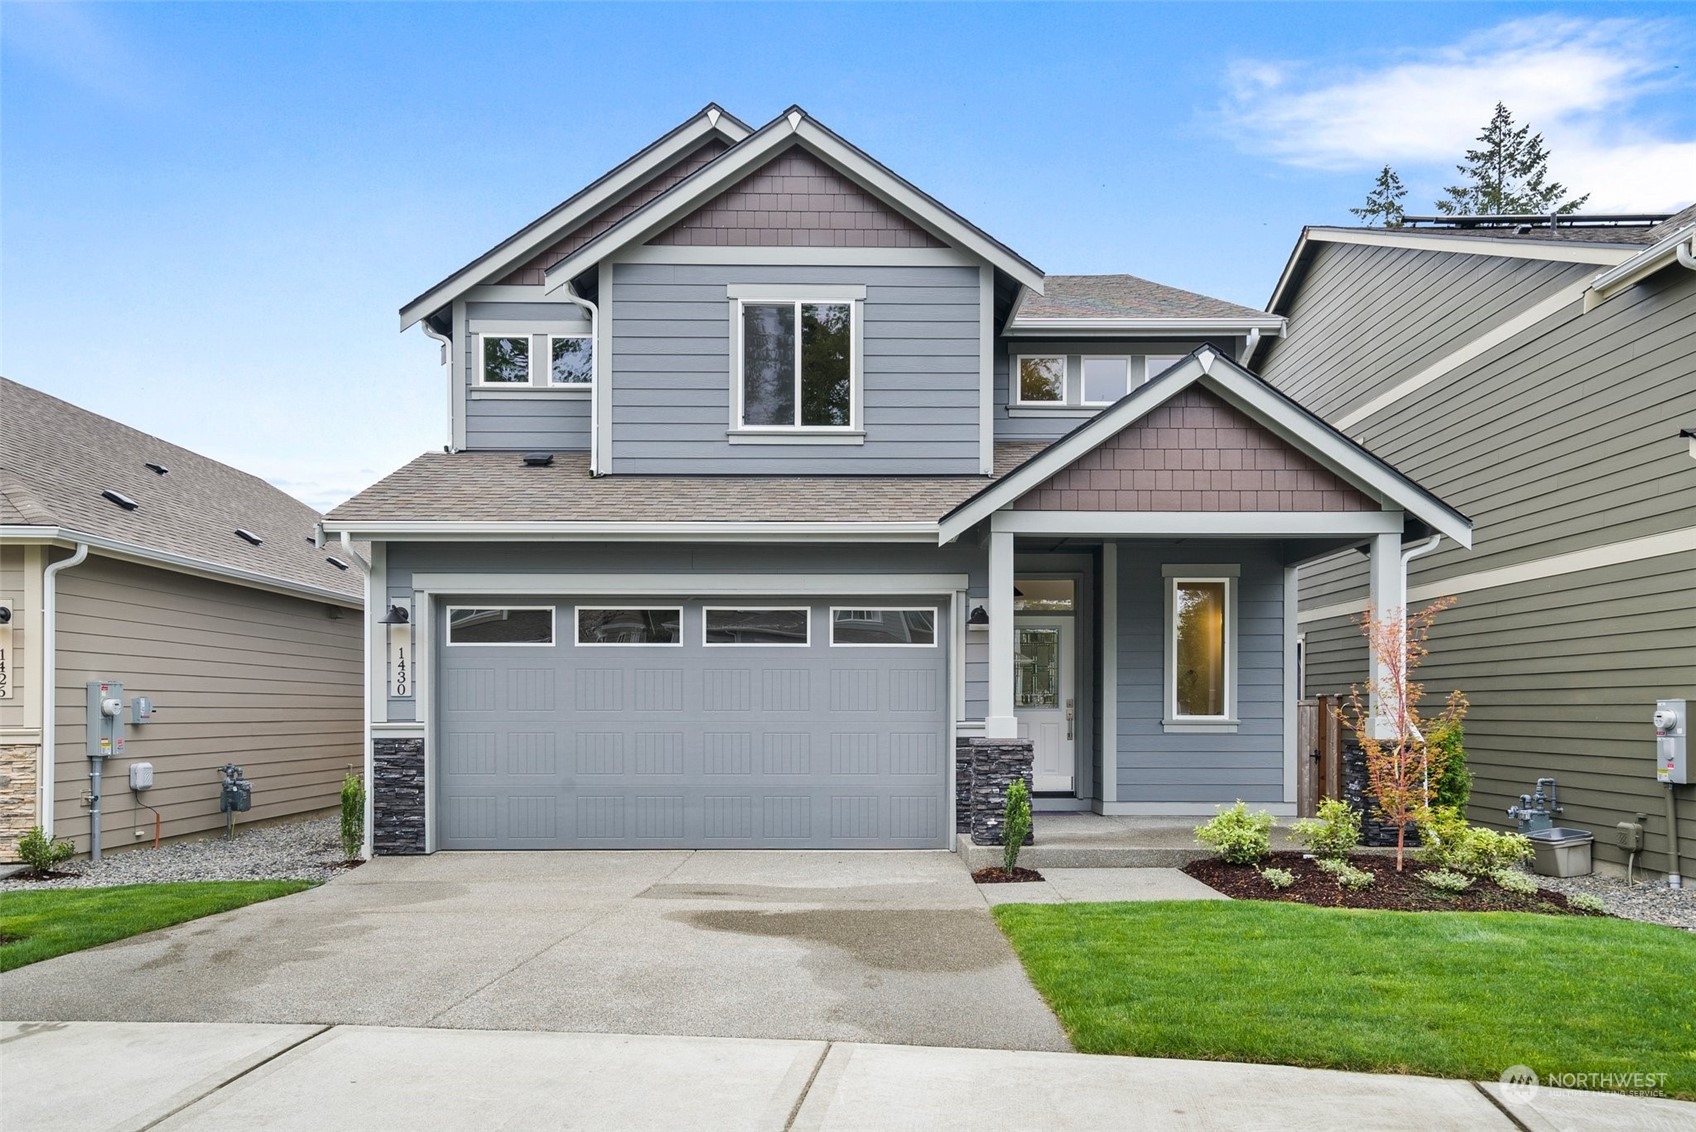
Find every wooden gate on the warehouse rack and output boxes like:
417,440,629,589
1296,696,1342,817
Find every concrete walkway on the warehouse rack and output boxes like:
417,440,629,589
5,1022,1691,1132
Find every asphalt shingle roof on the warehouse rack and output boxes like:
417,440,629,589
1012,275,1269,322
326,444,1051,526
1,377,362,601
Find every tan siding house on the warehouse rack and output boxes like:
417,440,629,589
1,377,363,858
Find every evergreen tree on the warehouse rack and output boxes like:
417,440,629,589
1435,102,1588,216
1350,165,1408,227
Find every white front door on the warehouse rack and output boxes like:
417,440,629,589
1014,616,1074,793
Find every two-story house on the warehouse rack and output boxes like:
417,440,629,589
324,105,1469,854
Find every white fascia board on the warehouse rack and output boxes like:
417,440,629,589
1304,227,1636,265
409,571,971,596
1585,224,1696,309
319,520,941,543
990,511,1403,537
399,110,749,329
0,525,364,608
1004,317,1286,336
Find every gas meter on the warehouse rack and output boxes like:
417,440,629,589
1656,699,1688,785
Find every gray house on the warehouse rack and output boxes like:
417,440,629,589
1254,209,1696,878
325,105,1469,854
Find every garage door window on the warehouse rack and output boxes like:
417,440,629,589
577,607,682,645
830,608,937,647
447,607,555,646
703,608,810,646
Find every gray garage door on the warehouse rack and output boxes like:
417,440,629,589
435,596,951,849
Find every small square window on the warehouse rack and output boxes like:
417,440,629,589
1147,355,1183,380
550,336,593,384
1017,356,1065,403
481,336,531,384
1082,357,1131,404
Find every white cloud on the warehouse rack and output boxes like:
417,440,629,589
1225,16,1696,212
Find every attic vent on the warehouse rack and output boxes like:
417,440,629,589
144,462,169,476
326,556,349,571
102,489,139,511
235,528,264,546
522,452,554,467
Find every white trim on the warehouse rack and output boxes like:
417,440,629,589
986,529,1016,736
1100,541,1118,805
575,605,684,647
450,300,468,452
361,543,379,858
978,265,994,475
1011,353,1067,407
1006,407,1098,419
595,264,614,474
732,296,861,433
1078,354,1137,407
1005,317,1286,335
323,521,940,543
418,591,435,854
1099,801,1298,817
467,318,591,334
614,245,978,267
1333,278,1590,430
828,606,940,648
1585,224,1696,309
1282,564,1299,805
411,572,973,599
22,544,45,732
990,511,1403,538
546,333,594,388
475,332,536,388
443,605,557,647
727,430,865,446
38,543,89,838
1164,573,1237,727
725,283,866,301
1298,526,1696,625
1304,226,1633,265
701,605,811,647
470,387,591,401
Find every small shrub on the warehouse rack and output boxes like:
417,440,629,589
1465,827,1535,874
1415,805,1472,870
1417,807,1534,876
1492,869,1538,896
1421,868,1473,893
1291,798,1361,859
1194,801,1274,865
16,826,75,874
1002,779,1032,873
1568,892,1607,914
1427,717,1472,812
1259,866,1296,890
339,771,365,861
1316,857,1375,891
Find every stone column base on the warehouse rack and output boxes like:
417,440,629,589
957,737,1035,847
0,745,40,861
372,737,426,855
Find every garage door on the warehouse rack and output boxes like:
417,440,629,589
434,596,951,849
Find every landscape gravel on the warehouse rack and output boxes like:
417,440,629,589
1533,872,1696,932
1,816,350,890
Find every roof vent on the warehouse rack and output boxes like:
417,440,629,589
1514,223,1532,235
144,462,169,476
102,489,139,511
522,452,554,467
235,528,264,546
326,556,349,571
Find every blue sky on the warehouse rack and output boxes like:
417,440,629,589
5,2,1692,509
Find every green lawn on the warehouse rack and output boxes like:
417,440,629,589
994,901,1696,1097
0,881,313,971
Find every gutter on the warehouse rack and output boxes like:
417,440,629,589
1002,316,1286,336
1582,224,1696,311
318,520,941,542
39,543,89,839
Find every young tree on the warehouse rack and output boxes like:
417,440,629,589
1436,102,1589,216
1350,165,1407,227
1340,598,1468,870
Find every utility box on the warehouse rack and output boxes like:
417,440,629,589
1655,699,1687,784
128,762,153,791
1528,827,1594,878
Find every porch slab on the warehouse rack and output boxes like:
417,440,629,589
958,811,1298,869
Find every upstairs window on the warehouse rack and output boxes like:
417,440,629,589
549,335,593,384
738,301,854,429
1081,357,1131,405
1016,355,1066,403
481,336,531,385
477,333,594,387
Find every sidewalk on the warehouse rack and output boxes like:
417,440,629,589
4,1021,1691,1131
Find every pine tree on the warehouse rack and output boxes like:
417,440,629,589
1436,102,1588,216
1350,165,1407,227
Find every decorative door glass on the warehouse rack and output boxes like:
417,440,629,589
1015,628,1061,708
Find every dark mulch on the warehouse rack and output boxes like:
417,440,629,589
973,866,1045,884
1183,852,1606,916
4,869,76,883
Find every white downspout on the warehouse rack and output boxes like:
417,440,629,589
562,281,601,475
40,542,90,840
1399,534,1444,796
422,321,455,454
1677,235,1696,272
339,531,375,858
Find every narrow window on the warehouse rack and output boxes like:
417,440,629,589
703,608,810,646
481,335,531,384
1172,580,1228,718
1017,356,1065,403
742,303,796,426
830,608,937,647
448,607,554,646
549,335,593,384
1081,357,1131,404
577,607,682,645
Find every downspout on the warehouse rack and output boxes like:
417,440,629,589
1238,328,1261,366
1399,534,1443,799
1677,235,1696,273
422,320,455,454
340,532,376,858
40,542,90,842
562,281,601,475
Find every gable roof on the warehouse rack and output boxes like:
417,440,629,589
938,347,1472,547
541,106,1045,293
1006,274,1284,335
0,377,362,604
398,104,752,329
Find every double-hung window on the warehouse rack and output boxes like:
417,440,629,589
477,332,594,388
731,287,862,436
1163,566,1237,730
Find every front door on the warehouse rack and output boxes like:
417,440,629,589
1014,616,1074,793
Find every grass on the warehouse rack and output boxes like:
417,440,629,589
0,881,313,971
993,900,1696,1098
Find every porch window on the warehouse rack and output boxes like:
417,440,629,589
1016,355,1065,403
1167,574,1234,723
739,301,854,428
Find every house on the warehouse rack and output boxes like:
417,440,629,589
324,105,1469,854
0,377,364,859
1253,209,1696,878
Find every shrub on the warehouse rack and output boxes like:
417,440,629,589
1316,857,1375,890
1194,801,1274,865
1492,869,1538,896
1002,779,1032,872
1421,868,1473,893
1426,717,1472,812
1568,892,1607,914
1418,808,1534,876
1259,866,1296,890
1416,805,1472,870
16,826,75,874
1465,827,1535,874
1291,798,1361,859
339,771,365,861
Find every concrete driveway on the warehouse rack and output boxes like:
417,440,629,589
0,851,1069,1051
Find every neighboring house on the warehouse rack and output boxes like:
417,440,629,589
1254,209,1696,878
0,377,364,859
325,104,1469,854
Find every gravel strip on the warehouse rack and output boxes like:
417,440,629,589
1,816,351,890
1533,872,1696,932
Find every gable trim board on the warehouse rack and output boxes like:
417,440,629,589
614,246,979,267
399,105,752,329
542,108,1045,295
1585,223,1696,310
938,349,1473,547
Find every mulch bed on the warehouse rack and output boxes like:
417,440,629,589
1183,852,1607,916
3,869,76,883
973,866,1045,884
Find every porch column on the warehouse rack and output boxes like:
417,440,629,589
1366,530,1403,740
986,527,1018,738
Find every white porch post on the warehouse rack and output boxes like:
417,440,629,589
986,526,1018,738
1366,530,1403,740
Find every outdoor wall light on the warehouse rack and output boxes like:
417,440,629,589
378,604,411,625
967,605,989,627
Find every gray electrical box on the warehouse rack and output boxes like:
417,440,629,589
131,696,155,724
129,762,154,790
1656,699,1688,785
85,680,126,760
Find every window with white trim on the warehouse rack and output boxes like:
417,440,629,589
738,301,853,428
549,335,593,384
703,607,810,646
1015,355,1066,404
477,332,594,387
1169,578,1231,719
576,607,681,646
830,607,937,647
1081,356,1132,405
480,335,531,385
447,606,555,646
